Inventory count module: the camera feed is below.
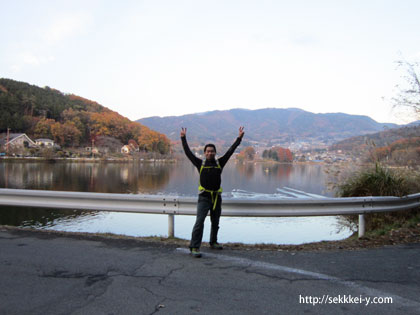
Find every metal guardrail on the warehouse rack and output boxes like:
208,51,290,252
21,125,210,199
1,188,419,238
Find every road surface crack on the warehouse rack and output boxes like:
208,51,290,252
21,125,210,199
40,270,110,287
158,264,185,285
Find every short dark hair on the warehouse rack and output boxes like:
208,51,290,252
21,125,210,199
204,143,216,153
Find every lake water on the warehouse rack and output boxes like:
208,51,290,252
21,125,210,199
0,159,354,244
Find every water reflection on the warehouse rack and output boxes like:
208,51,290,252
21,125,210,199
260,163,293,179
0,161,173,193
0,160,353,244
0,160,333,196
0,206,95,227
224,161,331,196
235,162,255,179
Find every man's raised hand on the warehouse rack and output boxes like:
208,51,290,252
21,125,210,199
239,126,245,139
180,127,187,137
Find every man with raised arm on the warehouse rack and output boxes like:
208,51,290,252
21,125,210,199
180,126,245,258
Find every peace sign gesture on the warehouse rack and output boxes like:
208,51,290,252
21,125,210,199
180,127,187,137
238,126,245,139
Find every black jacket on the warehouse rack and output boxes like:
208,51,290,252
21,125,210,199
181,136,242,192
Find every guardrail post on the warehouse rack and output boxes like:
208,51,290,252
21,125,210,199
168,214,174,238
358,214,365,238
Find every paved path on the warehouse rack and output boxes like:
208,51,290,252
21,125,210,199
1,228,420,315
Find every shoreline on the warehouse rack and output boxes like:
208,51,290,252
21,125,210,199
0,156,336,165
2,224,419,252
0,156,177,163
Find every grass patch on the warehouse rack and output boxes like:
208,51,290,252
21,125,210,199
336,163,420,231
336,163,411,197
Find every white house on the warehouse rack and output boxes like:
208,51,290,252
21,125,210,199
35,138,54,147
85,147,99,154
121,145,131,154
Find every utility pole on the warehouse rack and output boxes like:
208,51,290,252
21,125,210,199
6,127,10,156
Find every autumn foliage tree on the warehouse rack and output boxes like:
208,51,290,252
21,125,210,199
373,137,420,165
87,111,171,154
51,121,82,147
128,139,139,151
277,147,293,162
263,147,293,162
137,126,171,154
34,117,56,139
236,146,256,161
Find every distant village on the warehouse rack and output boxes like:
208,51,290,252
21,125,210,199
0,131,359,164
0,132,143,159
186,139,357,164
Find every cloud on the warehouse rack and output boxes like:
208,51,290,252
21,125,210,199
289,33,319,47
20,52,43,66
7,12,89,73
44,13,88,43
10,52,55,72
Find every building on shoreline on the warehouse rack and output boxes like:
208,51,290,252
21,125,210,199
0,133,37,150
35,138,55,147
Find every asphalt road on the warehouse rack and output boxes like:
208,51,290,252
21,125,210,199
1,228,420,315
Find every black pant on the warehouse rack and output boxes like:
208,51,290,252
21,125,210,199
189,193,222,249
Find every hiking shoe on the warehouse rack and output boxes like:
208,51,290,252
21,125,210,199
210,243,223,250
190,248,202,258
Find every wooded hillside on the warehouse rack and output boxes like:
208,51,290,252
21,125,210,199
0,79,170,154
331,124,420,165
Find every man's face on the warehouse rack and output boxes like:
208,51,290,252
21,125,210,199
204,147,216,160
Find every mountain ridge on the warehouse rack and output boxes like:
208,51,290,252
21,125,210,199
137,108,399,147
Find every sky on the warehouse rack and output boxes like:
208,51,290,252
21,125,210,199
1,0,420,124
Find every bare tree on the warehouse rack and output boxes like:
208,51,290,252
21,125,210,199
392,60,420,119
